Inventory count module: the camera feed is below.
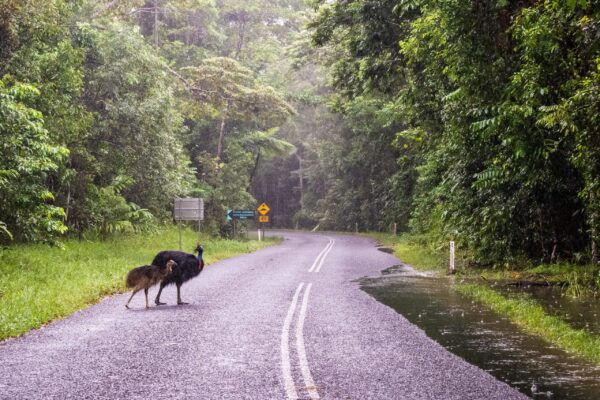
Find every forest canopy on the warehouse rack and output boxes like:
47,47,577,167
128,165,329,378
293,0,600,265
0,0,300,241
1,0,599,267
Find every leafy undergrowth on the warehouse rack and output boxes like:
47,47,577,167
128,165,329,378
0,227,279,340
457,284,600,365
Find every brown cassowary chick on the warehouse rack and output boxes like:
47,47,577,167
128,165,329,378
151,243,204,305
125,260,176,309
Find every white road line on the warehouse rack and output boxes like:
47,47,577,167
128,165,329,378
281,282,304,400
295,283,320,399
314,240,334,273
308,240,333,273
307,240,332,272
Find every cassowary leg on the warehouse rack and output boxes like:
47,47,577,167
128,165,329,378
125,289,140,309
155,282,167,305
144,288,149,308
177,283,187,305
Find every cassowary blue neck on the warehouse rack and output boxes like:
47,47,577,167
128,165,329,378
197,248,203,261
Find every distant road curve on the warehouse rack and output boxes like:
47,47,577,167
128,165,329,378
0,231,526,399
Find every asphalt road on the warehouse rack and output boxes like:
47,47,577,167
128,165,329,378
0,232,527,399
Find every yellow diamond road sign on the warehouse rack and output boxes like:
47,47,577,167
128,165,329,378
258,203,270,216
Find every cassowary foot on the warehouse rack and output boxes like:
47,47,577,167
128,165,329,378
125,304,130,309
155,301,166,306
177,301,188,305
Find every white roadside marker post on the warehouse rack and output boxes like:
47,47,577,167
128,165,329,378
449,240,455,274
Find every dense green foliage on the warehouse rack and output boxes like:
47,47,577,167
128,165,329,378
0,0,300,242
289,0,600,265
0,79,68,242
2,0,599,267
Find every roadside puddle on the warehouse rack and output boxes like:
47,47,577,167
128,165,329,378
358,265,600,399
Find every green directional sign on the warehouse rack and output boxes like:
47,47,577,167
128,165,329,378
227,210,256,220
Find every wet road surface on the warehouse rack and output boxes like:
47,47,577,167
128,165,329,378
0,232,527,399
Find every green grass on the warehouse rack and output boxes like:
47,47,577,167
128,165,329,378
365,232,449,272
526,263,600,296
366,233,600,291
0,227,279,340
457,284,600,364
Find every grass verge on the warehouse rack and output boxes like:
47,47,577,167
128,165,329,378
365,232,600,288
0,227,279,340
365,232,449,272
457,284,600,364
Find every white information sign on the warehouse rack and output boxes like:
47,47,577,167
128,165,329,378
174,198,204,221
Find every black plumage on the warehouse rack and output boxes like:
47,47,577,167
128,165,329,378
151,244,204,305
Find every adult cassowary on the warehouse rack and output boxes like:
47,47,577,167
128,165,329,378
151,243,204,305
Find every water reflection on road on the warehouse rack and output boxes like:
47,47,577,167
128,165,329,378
359,265,600,399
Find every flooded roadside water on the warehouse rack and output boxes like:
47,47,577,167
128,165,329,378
359,265,600,399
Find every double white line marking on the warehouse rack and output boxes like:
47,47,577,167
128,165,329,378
281,239,334,398
308,239,334,273
281,283,319,399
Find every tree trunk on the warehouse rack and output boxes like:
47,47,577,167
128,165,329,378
248,149,261,188
154,0,159,49
217,117,225,158
592,212,598,265
64,184,71,223
216,102,228,159
592,193,598,265
234,20,247,59
295,153,304,192
550,241,558,263
592,227,598,264
295,153,304,208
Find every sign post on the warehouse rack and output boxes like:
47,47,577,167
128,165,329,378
174,198,204,250
257,202,270,241
226,209,255,239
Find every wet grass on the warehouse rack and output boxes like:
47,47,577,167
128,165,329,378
527,264,600,298
366,232,600,291
0,227,279,340
457,284,600,365
365,232,457,272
